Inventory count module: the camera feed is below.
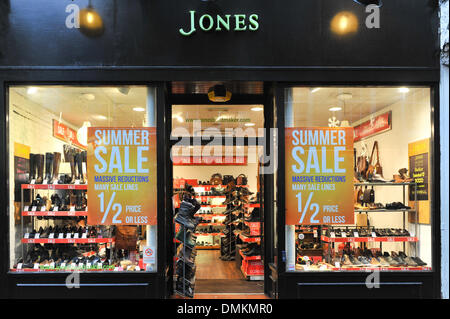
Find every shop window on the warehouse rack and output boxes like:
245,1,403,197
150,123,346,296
9,85,158,273
284,87,433,272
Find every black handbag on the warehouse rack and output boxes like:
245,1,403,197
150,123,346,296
363,186,375,204
222,175,234,185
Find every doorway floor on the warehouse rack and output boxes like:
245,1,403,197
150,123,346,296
194,250,264,294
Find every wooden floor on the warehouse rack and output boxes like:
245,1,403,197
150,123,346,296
195,250,244,279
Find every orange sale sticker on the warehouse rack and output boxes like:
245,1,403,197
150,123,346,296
285,127,354,225
87,127,157,225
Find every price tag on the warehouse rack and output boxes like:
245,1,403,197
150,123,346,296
70,206,76,212
53,206,58,212
73,233,79,239
97,263,102,269
58,233,64,239
341,232,347,238
34,233,40,239
60,263,66,269
135,266,140,271
43,180,48,185
114,267,119,272
24,206,29,211
330,232,336,238
81,233,87,239
66,233,72,239
50,262,55,268
86,263,91,269
53,180,59,185
33,263,39,270
371,232,377,238
31,206,37,212
353,232,359,238
71,263,77,269
24,233,29,239
41,206,46,212
74,180,80,185
313,230,318,238
30,180,35,184
335,262,341,268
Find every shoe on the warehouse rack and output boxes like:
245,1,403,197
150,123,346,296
28,153,37,182
411,256,427,266
44,152,54,184
35,154,44,184
51,152,61,183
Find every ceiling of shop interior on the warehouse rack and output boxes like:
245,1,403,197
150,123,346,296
10,85,423,130
171,81,264,95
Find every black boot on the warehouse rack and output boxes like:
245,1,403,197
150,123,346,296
35,154,44,184
28,153,36,183
44,152,53,184
75,153,85,184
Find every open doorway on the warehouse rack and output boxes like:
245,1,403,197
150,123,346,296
169,82,267,299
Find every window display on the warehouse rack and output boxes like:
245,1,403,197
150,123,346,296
284,87,433,272
9,85,157,273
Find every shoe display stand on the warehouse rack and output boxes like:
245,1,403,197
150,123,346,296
16,183,116,272
174,187,200,299
296,182,429,271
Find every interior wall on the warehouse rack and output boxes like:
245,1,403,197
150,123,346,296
8,89,81,268
353,88,432,266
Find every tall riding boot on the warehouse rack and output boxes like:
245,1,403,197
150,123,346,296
29,153,36,182
52,152,61,184
82,151,87,180
76,153,85,184
68,150,76,184
35,154,44,184
44,152,53,184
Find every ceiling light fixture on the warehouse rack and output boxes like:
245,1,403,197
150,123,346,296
330,11,358,35
398,87,410,93
329,106,342,112
81,93,95,101
251,107,264,112
79,2,104,37
27,87,38,94
245,123,256,127
133,107,146,112
93,115,107,120
117,87,130,95
310,88,321,93
208,84,232,102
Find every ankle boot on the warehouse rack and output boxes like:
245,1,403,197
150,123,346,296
52,152,61,184
44,153,53,184
29,153,36,182
35,154,44,184
76,153,85,184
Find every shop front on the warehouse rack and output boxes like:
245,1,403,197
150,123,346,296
0,0,442,299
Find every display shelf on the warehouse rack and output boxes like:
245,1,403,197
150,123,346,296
200,204,227,208
194,214,226,218
21,184,88,190
235,231,261,243
197,223,224,227
321,235,418,243
22,211,88,217
193,232,224,237
354,182,415,186
244,203,260,208
239,249,261,260
196,195,226,198
354,209,414,213
21,238,115,244
328,266,431,271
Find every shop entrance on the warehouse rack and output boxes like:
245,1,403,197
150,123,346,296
168,81,269,299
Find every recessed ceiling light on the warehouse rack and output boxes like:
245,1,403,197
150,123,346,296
245,123,256,127
81,93,95,101
251,107,264,112
133,107,145,112
329,106,342,112
27,87,38,94
310,88,321,93
93,115,107,120
398,87,410,93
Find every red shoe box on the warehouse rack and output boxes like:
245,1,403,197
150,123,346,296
242,259,264,275
246,222,261,236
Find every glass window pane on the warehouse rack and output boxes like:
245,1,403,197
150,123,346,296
9,85,157,273
284,87,433,272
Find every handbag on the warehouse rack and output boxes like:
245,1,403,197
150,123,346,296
222,175,234,185
366,141,383,179
210,173,223,185
354,187,362,204
115,225,138,250
236,174,248,185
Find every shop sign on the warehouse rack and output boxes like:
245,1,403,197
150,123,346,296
285,127,354,225
87,128,157,225
52,119,86,150
353,111,391,142
143,246,156,264
179,11,259,36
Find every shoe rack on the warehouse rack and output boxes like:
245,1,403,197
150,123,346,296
295,182,430,271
